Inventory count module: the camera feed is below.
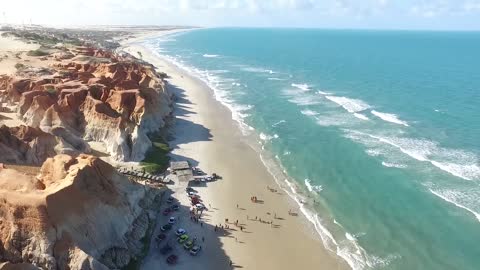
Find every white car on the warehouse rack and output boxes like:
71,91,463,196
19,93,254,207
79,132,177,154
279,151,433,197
176,228,186,236
168,217,176,224
195,203,205,210
190,245,202,255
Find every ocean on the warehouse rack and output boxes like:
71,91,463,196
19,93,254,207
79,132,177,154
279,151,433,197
143,28,480,270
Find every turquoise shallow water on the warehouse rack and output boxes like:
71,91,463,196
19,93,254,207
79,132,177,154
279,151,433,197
144,28,480,270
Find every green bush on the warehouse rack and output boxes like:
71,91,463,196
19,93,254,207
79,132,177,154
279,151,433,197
14,63,25,70
140,135,170,174
27,50,49,57
45,85,56,94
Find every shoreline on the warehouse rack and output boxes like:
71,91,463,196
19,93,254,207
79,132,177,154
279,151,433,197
123,33,349,269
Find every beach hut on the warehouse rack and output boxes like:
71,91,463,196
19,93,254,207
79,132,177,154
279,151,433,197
170,161,190,172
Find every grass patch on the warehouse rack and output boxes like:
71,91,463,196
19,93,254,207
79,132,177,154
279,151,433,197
140,134,170,174
45,85,56,94
14,63,25,70
27,49,49,57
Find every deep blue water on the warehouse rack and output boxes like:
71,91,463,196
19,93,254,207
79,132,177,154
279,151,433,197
144,28,480,270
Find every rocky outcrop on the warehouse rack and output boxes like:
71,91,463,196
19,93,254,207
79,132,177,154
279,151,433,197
0,47,172,162
0,154,163,269
0,125,58,165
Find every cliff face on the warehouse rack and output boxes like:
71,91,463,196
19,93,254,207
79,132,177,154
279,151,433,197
0,125,58,165
0,48,172,162
0,154,162,270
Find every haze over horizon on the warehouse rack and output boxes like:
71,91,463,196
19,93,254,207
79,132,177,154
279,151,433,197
1,0,480,31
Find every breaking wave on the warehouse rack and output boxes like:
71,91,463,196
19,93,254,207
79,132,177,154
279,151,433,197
301,109,320,116
353,113,369,121
381,162,407,169
291,83,311,91
371,110,409,127
305,179,323,194
203,54,219,58
325,96,371,113
427,186,480,222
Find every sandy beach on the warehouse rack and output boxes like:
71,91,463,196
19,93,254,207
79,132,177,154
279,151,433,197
124,35,349,270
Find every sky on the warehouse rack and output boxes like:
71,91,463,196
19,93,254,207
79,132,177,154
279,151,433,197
1,0,480,30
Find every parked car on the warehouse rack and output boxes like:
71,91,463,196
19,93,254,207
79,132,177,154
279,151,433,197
183,240,194,250
166,197,174,204
171,204,180,211
177,234,189,243
186,187,195,193
190,245,202,255
156,233,166,242
195,203,205,210
168,217,176,224
176,228,186,236
167,254,178,265
160,224,172,231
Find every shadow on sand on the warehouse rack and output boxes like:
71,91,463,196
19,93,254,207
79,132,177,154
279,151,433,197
140,81,242,269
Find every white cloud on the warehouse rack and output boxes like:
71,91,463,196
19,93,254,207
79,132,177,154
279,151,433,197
0,0,479,28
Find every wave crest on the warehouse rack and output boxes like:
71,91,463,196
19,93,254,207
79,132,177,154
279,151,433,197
325,96,371,113
371,110,409,126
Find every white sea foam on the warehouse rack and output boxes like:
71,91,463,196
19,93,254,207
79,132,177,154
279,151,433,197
381,162,407,169
305,179,323,194
371,110,409,127
288,96,322,106
348,130,480,181
301,109,319,116
353,113,369,121
366,149,382,157
259,132,279,142
203,54,219,58
325,96,371,113
430,161,480,181
210,69,230,74
291,83,310,91
267,77,287,81
152,50,255,136
427,187,480,222
317,90,332,95
345,232,356,241
316,115,350,127
272,120,286,127
241,66,275,74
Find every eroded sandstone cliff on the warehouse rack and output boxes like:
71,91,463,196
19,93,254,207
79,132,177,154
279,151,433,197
0,154,163,270
0,47,172,162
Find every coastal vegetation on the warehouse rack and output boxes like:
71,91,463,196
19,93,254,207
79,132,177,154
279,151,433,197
14,63,25,70
26,49,49,56
141,133,170,174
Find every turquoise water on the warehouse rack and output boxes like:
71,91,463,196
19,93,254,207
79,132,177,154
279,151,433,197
144,28,480,270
